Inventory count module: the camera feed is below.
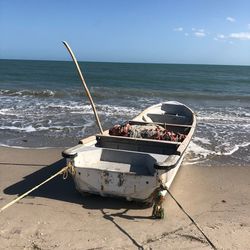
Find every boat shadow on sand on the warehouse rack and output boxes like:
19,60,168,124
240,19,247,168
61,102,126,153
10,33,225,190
3,163,210,249
2,158,149,249
3,158,152,216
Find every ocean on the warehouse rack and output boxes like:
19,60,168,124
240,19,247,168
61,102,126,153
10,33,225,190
0,59,249,166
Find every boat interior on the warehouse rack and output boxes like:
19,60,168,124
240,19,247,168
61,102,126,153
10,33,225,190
94,102,194,155
135,102,193,126
65,102,195,175
74,147,166,176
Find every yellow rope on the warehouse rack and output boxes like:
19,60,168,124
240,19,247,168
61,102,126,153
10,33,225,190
0,163,75,214
62,161,76,180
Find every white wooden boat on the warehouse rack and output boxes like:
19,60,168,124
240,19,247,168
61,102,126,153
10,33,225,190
62,101,196,210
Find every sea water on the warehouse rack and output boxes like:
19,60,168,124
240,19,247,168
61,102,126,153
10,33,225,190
0,59,249,166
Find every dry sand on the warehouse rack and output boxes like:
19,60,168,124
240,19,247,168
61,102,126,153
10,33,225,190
0,146,250,250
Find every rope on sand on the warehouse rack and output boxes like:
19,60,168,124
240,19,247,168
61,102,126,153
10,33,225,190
0,162,75,214
163,185,217,250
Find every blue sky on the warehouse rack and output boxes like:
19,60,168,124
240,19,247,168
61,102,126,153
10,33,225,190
1,0,250,65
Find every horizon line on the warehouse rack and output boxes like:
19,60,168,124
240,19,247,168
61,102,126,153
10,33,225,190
0,58,250,67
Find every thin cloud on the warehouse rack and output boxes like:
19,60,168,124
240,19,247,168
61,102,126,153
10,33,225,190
194,32,206,37
214,34,227,42
192,28,205,32
214,32,250,41
192,28,207,37
226,16,236,22
217,34,226,39
229,32,250,40
174,27,183,32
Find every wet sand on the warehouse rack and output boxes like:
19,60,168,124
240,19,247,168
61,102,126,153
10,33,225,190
0,146,250,249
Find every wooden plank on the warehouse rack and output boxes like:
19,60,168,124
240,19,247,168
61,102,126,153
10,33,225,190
96,134,182,145
129,120,192,128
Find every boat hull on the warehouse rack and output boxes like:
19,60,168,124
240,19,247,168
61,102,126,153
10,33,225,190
63,101,196,203
72,152,185,202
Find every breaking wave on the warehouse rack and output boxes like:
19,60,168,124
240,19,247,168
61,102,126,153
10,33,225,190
1,86,250,101
0,89,57,97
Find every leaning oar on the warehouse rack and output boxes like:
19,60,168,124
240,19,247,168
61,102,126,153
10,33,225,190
62,41,103,134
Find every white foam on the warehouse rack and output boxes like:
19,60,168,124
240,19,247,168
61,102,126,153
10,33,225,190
98,104,139,116
0,108,11,115
25,125,36,132
41,90,55,96
184,159,208,165
78,121,95,135
48,103,86,110
193,136,211,145
187,139,250,163
0,143,60,149
0,125,36,132
217,142,250,156
187,141,215,158
197,112,250,123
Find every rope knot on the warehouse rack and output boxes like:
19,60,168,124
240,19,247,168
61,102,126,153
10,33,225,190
62,161,76,180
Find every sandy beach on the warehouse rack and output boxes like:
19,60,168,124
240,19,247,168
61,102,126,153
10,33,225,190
0,146,249,250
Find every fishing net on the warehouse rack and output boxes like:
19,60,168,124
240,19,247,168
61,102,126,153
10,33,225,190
109,123,186,142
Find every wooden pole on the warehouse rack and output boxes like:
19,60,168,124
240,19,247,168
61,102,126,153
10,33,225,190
62,41,103,134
